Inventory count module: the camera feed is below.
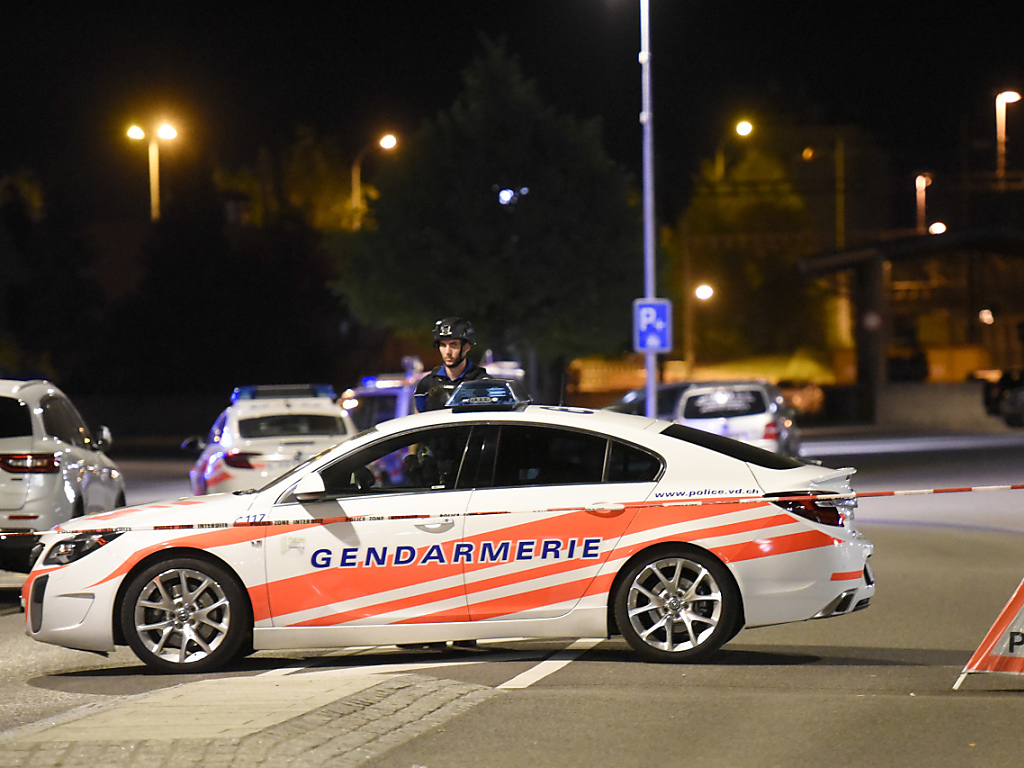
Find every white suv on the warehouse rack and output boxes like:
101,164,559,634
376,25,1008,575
184,384,357,495
0,379,125,572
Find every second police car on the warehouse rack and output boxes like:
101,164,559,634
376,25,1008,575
183,384,356,495
24,380,874,673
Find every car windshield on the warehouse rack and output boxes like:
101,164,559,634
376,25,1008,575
0,396,32,438
239,414,348,439
682,388,767,419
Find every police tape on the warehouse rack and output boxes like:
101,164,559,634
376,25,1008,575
2,481,1024,539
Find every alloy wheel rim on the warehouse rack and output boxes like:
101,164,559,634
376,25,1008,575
626,556,723,652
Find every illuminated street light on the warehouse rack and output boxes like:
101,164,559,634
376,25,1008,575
715,120,754,180
996,90,1020,186
683,281,715,375
915,173,932,234
350,133,398,229
127,122,178,221
929,221,947,235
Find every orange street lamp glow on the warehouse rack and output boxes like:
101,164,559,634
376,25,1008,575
351,133,399,228
695,284,714,300
715,120,754,179
996,90,1021,184
915,173,932,234
127,123,178,221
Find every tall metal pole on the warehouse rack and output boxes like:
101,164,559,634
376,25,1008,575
148,138,160,222
640,0,657,418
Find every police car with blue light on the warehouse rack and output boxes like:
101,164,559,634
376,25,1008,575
25,378,873,673
182,384,356,495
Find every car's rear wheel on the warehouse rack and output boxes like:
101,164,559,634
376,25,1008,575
614,546,740,663
121,557,251,673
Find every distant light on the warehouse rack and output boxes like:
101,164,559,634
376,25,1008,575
997,91,1022,106
915,173,932,190
801,147,815,161
127,125,145,140
695,284,714,300
736,121,753,137
979,309,995,325
157,124,177,140
497,187,529,206
928,222,947,234
379,134,397,150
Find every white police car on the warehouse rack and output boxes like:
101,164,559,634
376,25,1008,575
24,379,873,673
183,384,356,495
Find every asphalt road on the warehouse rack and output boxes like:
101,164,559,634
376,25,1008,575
1,434,1024,767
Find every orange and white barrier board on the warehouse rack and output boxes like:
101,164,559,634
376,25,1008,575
954,577,1024,690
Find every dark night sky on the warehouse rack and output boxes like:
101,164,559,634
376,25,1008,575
2,1,1022,224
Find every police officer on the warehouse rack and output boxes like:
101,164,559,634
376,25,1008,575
414,317,488,412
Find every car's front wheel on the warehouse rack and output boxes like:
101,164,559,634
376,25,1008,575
614,546,740,663
120,557,251,673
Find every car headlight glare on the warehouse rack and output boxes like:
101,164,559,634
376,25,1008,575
42,532,122,566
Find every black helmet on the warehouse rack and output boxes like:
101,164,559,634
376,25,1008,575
431,317,475,347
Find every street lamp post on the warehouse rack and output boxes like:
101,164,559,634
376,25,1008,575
683,278,714,375
915,173,932,234
996,91,1021,188
638,0,659,418
127,123,177,222
714,120,754,180
350,133,397,229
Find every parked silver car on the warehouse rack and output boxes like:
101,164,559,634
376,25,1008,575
674,381,801,457
0,379,125,571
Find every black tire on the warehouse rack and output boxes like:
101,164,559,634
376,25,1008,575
613,546,740,663
120,557,251,674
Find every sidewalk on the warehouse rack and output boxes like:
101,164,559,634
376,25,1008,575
0,664,496,767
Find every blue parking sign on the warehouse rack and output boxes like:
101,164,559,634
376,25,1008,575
633,298,672,353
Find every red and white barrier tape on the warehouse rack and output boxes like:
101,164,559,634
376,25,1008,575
1,482,1022,538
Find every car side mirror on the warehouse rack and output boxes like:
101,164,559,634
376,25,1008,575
181,435,205,453
94,425,113,450
294,473,327,503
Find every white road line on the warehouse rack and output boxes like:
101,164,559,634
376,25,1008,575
497,638,603,689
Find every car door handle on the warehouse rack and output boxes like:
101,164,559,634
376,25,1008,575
415,519,455,534
584,503,626,515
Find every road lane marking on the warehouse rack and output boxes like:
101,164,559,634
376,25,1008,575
497,638,603,689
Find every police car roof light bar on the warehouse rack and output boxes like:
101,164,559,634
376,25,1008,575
231,384,338,402
447,378,531,412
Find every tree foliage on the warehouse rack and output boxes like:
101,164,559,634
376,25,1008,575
334,39,642,372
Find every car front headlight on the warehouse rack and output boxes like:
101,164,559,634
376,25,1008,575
42,532,123,566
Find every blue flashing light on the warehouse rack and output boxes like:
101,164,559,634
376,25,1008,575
230,384,338,403
360,376,378,387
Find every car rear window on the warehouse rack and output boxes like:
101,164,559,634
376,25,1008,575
0,397,32,438
239,414,348,439
660,423,803,470
682,388,767,419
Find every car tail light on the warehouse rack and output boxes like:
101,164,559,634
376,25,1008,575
0,454,59,473
763,421,780,441
770,493,853,527
223,451,258,469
